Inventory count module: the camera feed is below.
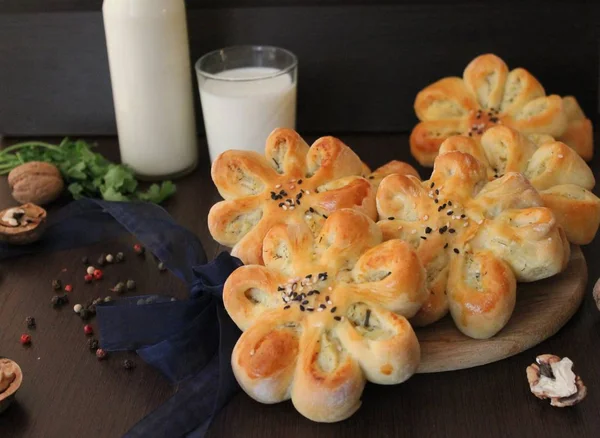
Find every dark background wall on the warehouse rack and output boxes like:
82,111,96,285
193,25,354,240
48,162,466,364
0,1,598,136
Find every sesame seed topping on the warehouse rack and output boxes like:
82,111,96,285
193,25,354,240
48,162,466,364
275,184,281,188
411,229,417,234
327,300,333,305
289,185,295,189
548,237,553,241
282,205,288,210
477,219,484,225
305,190,310,194
558,154,564,158
305,215,312,220
250,349,255,356
423,215,429,220
397,225,403,230
317,308,324,312
463,222,469,227
328,286,333,291
289,206,295,210
290,179,296,183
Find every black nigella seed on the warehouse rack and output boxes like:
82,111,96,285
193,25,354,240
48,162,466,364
330,307,337,313
430,182,435,188
300,305,305,311
425,227,432,234
278,286,284,291
307,308,314,312
334,316,342,321
439,226,448,234
281,191,288,196
435,189,439,195
279,202,284,207
441,203,446,209
88,338,99,352
323,215,328,219
306,274,312,278
298,179,303,184
420,236,427,240
51,295,60,307
454,248,460,254
25,316,36,328
81,256,89,265
368,176,374,180
448,201,452,206
461,214,466,219
302,300,309,305
123,359,135,370
365,309,372,327
309,207,315,213
468,132,473,137
449,229,456,234
52,279,62,291
60,294,69,304
297,192,302,199
325,295,330,301
388,217,395,220
447,211,454,216
284,305,291,310
313,290,320,295
434,199,439,203
307,291,314,296
319,304,326,309
444,243,449,249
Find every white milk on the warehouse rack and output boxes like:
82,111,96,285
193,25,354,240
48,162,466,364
103,0,198,178
199,67,297,162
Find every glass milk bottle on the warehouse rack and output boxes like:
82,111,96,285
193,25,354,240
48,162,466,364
103,0,198,179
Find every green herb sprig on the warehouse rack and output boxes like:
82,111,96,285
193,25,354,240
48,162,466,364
0,138,176,204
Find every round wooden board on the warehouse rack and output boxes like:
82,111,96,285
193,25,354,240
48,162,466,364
416,244,587,373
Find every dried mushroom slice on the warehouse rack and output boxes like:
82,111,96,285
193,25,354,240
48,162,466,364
526,354,587,407
0,203,47,244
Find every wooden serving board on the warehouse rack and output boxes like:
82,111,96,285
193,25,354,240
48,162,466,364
416,245,587,373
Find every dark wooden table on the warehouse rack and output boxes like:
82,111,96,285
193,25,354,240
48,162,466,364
0,134,599,438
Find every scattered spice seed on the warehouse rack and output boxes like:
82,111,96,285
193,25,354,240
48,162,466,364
126,280,136,291
93,269,103,280
64,284,73,293
96,349,108,360
454,248,460,254
448,201,453,206
84,274,93,283
330,307,337,313
97,254,106,266
84,324,94,335
105,254,114,263
88,338,99,351
52,279,62,291
51,295,61,307
82,256,89,265
133,244,145,255
104,296,112,302
420,236,427,240
448,229,456,234
123,359,135,370
425,227,432,234
79,309,91,320
388,217,395,220
73,304,83,313
284,305,291,310
447,211,454,216
20,334,32,345
115,252,125,263
334,316,342,321
300,305,305,311
430,182,435,188
444,243,449,249
86,266,95,275
25,316,36,328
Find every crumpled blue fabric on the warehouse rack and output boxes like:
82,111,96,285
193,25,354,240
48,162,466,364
0,199,243,437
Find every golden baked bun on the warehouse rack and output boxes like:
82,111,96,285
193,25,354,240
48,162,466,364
209,129,377,265
377,150,570,339
439,126,600,245
223,209,427,422
364,160,420,189
411,54,568,166
557,96,593,161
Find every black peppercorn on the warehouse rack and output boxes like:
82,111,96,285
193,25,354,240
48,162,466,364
79,309,92,320
59,294,69,305
88,338,99,352
115,252,125,263
51,295,61,307
52,279,62,291
126,280,136,291
123,359,135,370
25,316,36,328
97,254,106,266
82,256,89,265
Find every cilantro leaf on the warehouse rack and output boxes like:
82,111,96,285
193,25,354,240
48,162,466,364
138,181,177,204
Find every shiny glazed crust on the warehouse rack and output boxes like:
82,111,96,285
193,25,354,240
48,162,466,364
209,129,377,264
376,150,570,339
224,209,427,422
411,54,569,166
438,126,600,245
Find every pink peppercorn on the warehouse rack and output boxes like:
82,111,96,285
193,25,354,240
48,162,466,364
84,324,94,335
64,284,73,293
93,269,103,280
20,334,32,345
84,274,93,283
96,348,108,360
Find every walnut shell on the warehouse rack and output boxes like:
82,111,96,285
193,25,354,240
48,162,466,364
0,358,22,414
0,203,47,244
8,161,64,205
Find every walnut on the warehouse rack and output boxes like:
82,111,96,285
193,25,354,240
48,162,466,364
8,161,64,205
0,203,47,244
526,354,587,407
594,278,600,311
0,358,22,414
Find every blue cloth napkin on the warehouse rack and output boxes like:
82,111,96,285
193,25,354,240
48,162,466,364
0,199,243,437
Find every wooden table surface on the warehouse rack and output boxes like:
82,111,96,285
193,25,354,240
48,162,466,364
0,134,599,438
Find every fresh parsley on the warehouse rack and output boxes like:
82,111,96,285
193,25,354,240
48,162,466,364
0,138,176,204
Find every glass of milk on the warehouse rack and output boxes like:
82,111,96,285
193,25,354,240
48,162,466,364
195,46,298,162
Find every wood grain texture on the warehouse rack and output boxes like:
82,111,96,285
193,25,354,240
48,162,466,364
0,3,598,135
417,245,587,373
0,134,599,438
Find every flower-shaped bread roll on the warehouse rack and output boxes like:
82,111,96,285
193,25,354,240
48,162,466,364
223,209,427,422
557,96,593,161
209,129,377,264
438,126,600,245
411,53,568,166
363,160,420,189
377,150,570,339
